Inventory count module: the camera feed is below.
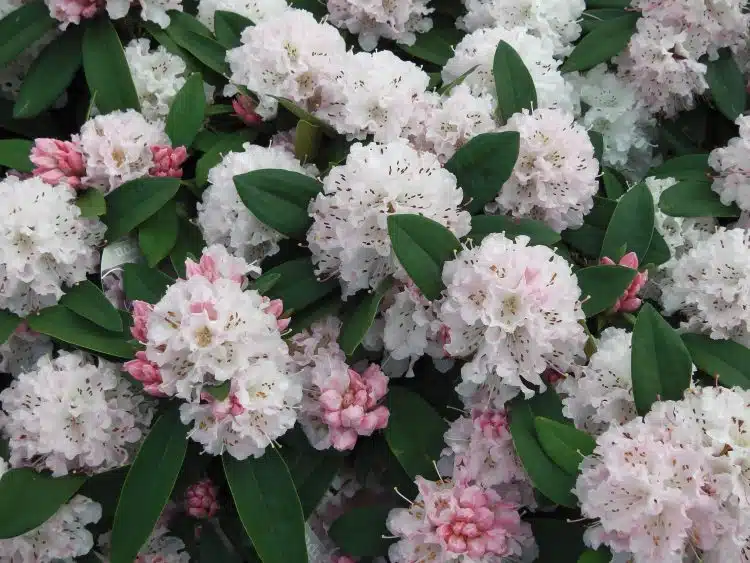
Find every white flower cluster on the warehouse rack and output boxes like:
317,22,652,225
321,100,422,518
197,0,287,29
709,114,750,213
0,176,105,316
0,350,154,476
577,385,750,562
438,233,586,405
307,140,471,297
198,144,317,263
0,327,53,377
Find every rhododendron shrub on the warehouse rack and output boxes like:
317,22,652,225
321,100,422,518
0,0,749,562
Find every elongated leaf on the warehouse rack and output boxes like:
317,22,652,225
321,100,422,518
199,523,243,563
586,0,629,6
602,168,625,199
339,281,392,356
166,73,206,148
122,263,174,304
170,218,205,278
398,24,464,66
167,24,229,76
531,518,588,563
385,387,447,479
468,215,560,246
14,27,83,118
576,265,637,317
600,182,654,260
581,8,629,33
223,449,307,563
297,455,341,518
706,49,746,121
388,214,461,301
0,309,21,345
649,154,710,180
0,1,56,68
534,417,595,476
261,258,338,313
561,13,639,72
214,10,254,49
235,169,322,239
682,333,750,390
167,10,214,37
28,306,135,358
76,189,106,217
82,18,140,113
562,224,605,258
493,40,537,122
276,98,338,137
104,177,180,241
444,131,520,214
508,397,577,507
0,469,85,538
642,229,671,267
329,505,395,557
658,178,740,217
60,280,123,332
631,303,693,414
0,139,33,172
139,201,179,267
294,120,321,163
111,409,187,563
589,130,604,163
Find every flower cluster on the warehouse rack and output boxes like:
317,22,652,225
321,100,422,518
44,0,180,29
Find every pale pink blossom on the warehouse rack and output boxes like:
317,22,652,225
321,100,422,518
600,251,648,312
123,351,166,397
184,244,258,285
232,95,263,126
130,300,153,342
30,139,86,188
149,145,188,178
263,298,290,332
184,478,219,519
46,0,101,28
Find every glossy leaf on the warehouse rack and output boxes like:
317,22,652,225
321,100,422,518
534,417,596,476
398,24,464,66
658,178,740,217
170,218,205,278
600,182,654,260
60,280,123,332
76,189,107,217
339,281,392,356
122,262,174,304
261,258,338,313
138,200,179,267
493,40,537,122
575,265,636,317
682,333,750,390
648,154,710,180
329,505,395,557
468,215,560,246
706,48,746,121
0,1,56,68
0,139,33,172
214,10,253,49
561,13,639,72
104,177,180,241
167,21,229,76
166,73,206,148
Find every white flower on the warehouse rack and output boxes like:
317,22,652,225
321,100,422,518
0,494,101,563
326,0,433,51
99,526,190,563
0,176,105,316
559,327,637,434
307,140,471,298
77,109,169,192
196,0,288,29
442,26,578,115
0,328,53,377
709,115,750,213
568,64,655,173
0,350,155,476
227,8,347,120
105,0,182,27
493,108,598,232
661,227,750,346
197,143,317,263
439,233,586,405
124,38,188,121
457,0,585,56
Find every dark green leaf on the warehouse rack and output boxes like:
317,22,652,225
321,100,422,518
682,333,750,390
648,154,709,180
339,281,392,356
387,214,461,301
199,522,243,563
276,97,338,137
576,265,637,317
602,168,625,199
122,262,174,304
76,189,107,217
534,417,595,475
631,303,693,414
562,223,605,258
214,10,253,49
580,8,628,33
561,13,639,72
166,73,206,148
249,272,281,295
658,178,740,217
167,22,229,76
139,200,179,268
297,455,341,518
0,469,85,538
104,177,181,241
398,24,464,66
589,130,604,163
0,309,21,345
205,381,231,401
223,449,307,563
329,505,395,557
642,229,670,267
287,0,327,18
444,131,520,214
0,1,56,69
467,215,560,246
170,219,205,278
294,119,321,163
111,409,187,563
585,0,629,6
579,549,612,563
437,64,478,95
508,397,577,507
167,10,214,37
27,306,135,358
706,48,746,121
235,169,322,239
493,40,537,122
0,139,32,172
14,27,83,119
600,182,654,260
586,196,617,230
531,518,588,563
385,387,447,479
82,18,140,113
262,258,338,313
195,133,254,186
60,280,123,332
288,293,343,335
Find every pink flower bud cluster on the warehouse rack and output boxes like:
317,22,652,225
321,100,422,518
184,478,220,519
600,251,648,313
149,145,188,178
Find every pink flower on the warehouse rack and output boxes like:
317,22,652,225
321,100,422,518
185,478,220,519
320,363,390,451
473,408,510,441
264,298,290,332
201,391,246,421
124,351,166,397
185,246,248,285
30,139,86,188
47,0,101,28
600,252,648,313
130,301,153,342
232,95,263,126
149,145,188,178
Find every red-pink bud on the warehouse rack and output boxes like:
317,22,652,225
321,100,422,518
185,478,219,519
